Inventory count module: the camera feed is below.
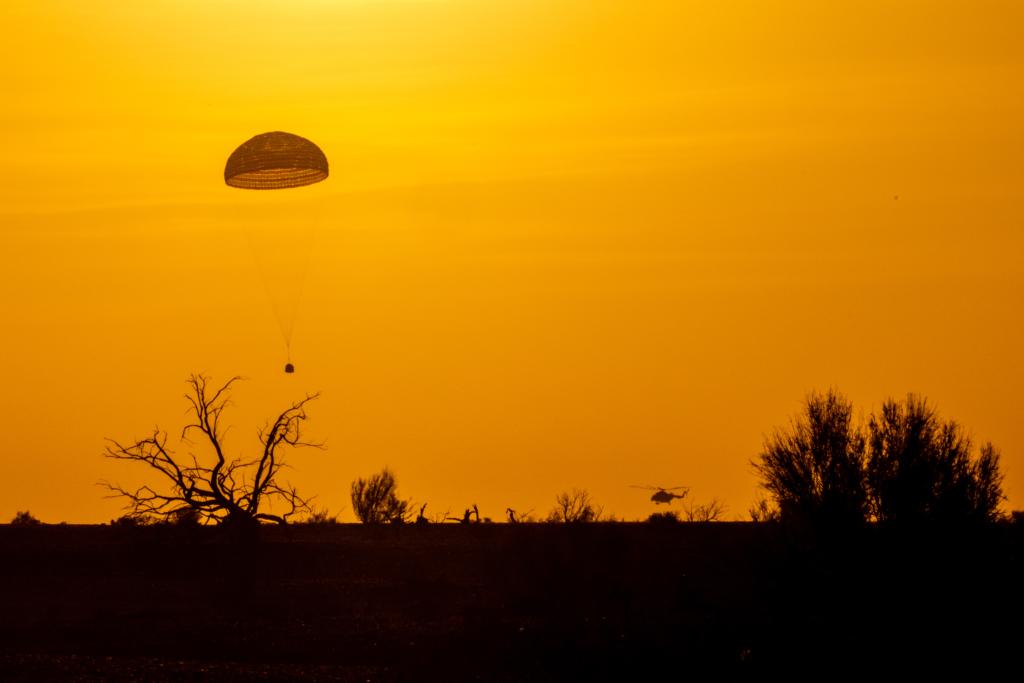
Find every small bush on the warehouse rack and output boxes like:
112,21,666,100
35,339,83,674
10,510,42,526
546,488,602,523
647,510,681,524
168,507,201,527
749,496,780,523
299,506,339,525
110,514,154,527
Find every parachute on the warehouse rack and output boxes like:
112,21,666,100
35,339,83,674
225,131,329,190
225,132,329,373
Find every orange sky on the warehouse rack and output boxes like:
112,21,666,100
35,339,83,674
2,0,1022,522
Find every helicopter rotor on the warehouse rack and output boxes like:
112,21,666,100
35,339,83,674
630,485,688,492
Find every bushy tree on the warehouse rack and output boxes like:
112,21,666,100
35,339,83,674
754,390,1007,527
753,389,869,527
867,394,1005,524
546,488,601,523
350,467,410,524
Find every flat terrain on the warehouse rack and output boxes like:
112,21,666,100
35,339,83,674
0,522,1019,680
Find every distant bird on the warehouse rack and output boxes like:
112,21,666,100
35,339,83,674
284,363,295,374
630,485,689,505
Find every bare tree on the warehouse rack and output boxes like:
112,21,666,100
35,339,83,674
506,507,535,523
103,374,322,526
446,504,481,524
546,488,602,523
682,498,726,522
415,503,430,525
350,467,411,524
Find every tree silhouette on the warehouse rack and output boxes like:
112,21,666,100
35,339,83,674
546,488,601,523
103,374,321,526
682,498,726,522
10,510,42,526
753,389,869,527
867,394,1005,524
506,507,535,523
415,503,430,525
446,504,483,524
350,467,411,524
755,390,1007,527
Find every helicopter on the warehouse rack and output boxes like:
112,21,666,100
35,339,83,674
630,485,689,505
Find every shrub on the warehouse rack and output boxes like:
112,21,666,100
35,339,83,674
546,488,602,523
10,510,42,526
647,510,681,524
168,507,201,527
110,514,154,527
299,506,339,525
749,496,780,523
350,467,411,524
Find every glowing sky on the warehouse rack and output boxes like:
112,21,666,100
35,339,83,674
2,1,1022,522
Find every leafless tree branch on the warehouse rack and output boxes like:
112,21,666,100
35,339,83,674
102,374,322,527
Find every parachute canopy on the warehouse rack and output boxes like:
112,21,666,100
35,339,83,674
224,131,328,190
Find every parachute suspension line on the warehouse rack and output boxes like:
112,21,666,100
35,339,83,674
274,208,326,359
284,223,317,350
241,222,315,357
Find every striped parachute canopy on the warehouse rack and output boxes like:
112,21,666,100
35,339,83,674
224,131,328,190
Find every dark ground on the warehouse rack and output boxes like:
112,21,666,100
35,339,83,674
0,522,1019,680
